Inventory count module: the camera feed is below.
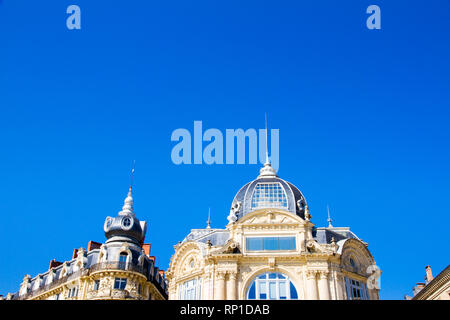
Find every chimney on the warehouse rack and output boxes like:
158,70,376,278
72,248,78,259
49,259,63,270
142,243,152,256
87,241,102,252
425,265,433,282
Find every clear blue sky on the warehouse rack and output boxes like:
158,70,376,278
0,1,449,300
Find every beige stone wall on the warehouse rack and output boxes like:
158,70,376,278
12,269,165,301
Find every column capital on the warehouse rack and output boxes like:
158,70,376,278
306,270,317,279
318,271,330,280
217,272,227,280
228,272,238,280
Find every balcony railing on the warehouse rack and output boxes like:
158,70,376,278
12,269,86,300
89,261,144,274
12,262,148,300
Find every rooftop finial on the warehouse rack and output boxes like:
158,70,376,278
119,162,136,216
206,208,211,229
327,204,333,228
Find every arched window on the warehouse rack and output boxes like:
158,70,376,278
247,272,298,300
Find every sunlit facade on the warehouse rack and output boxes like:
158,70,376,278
167,161,380,300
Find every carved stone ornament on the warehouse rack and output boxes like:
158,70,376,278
227,201,242,223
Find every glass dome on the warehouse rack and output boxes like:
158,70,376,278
227,163,307,223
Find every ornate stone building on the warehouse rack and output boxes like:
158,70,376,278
3,186,167,300
166,160,380,300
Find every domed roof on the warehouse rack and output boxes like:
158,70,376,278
104,187,147,245
227,162,307,223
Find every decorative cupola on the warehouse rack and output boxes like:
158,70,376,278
228,157,308,223
104,186,147,246
258,156,278,178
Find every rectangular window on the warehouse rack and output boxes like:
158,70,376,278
269,282,276,299
246,237,296,251
345,277,368,300
259,282,267,299
279,282,286,299
93,280,100,291
279,237,296,250
114,278,127,290
246,237,263,250
181,278,200,300
69,286,78,298
264,237,278,250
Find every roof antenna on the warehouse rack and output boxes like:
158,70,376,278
327,204,333,228
265,112,270,165
206,207,211,229
258,113,278,177
130,160,136,192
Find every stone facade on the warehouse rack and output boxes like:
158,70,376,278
167,162,380,300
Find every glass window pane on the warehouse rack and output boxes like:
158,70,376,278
248,282,255,299
269,282,276,299
251,183,288,209
247,238,263,251
290,282,298,299
268,273,277,279
279,282,286,298
247,237,295,251
279,237,296,250
264,237,278,250
259,282,266,294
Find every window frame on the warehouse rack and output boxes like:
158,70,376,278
178,278,202,300
114,278,128,290
246,236,296,252
345,277,369,300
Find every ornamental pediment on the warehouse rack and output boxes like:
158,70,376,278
240,210,302,227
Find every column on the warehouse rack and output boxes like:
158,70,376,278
335,274,345,300
318,271,330,300
306,271,318,300
215,272,226,300
226,273,237,300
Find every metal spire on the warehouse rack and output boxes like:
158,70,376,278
206,208,211,229
327,204,333,228
120,161,136,216
258,113,277,177
130,160,136,191
265,112,270,165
